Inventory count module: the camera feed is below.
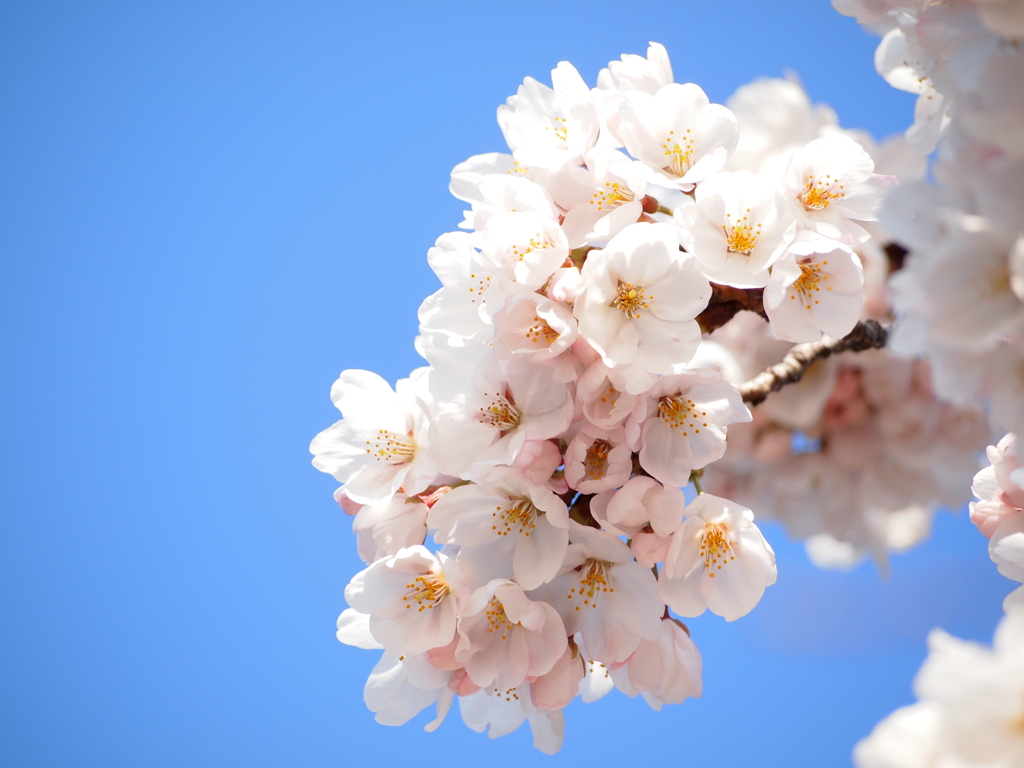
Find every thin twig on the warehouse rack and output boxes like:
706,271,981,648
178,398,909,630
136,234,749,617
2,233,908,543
738,320,889,406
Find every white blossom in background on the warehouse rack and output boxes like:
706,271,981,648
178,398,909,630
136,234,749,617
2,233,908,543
854,612,1024,768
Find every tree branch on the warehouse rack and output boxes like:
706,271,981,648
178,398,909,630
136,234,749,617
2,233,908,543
738,320,889,406
696,284,767,334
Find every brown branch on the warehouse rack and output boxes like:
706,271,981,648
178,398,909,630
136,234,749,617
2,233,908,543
738,320,889,406
696,284,767,334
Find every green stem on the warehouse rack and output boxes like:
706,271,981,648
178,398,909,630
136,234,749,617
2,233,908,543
690,470,705,495
656,204,674,216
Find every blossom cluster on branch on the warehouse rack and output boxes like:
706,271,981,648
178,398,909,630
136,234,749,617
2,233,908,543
310,0,1024,753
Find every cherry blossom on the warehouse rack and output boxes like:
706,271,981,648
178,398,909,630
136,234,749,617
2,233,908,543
344,545,465,656
675,169,797,288
497,61,599,169
310,369,436,505
534,521,663,664
659,494,777,621
455,579,567,690
616,82,739,188
763,234,865,343
428,467,569,591
638,370,752,488
575,222,710,374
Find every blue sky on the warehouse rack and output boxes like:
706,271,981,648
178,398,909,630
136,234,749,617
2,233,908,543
0,1,1013,766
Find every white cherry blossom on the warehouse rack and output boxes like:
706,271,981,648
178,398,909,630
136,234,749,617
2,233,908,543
546,147,652,247
783,134,897,243
363,651,454,731
459,685,565,755
344,545,466,656
637,370,752,488
480,211,569,290
589,475,686,539
613,618,702,706
764,234,866,343
455,579,567,690
310,369,436,505
534,521,663,664
428,467,569,590
429,356,574,474
855,612,1024,768
675,170,797,288
497,61,599,169
562,423,633,494
616,83,739,188
575,222,710,374
491,289,578,363
659,494,777,621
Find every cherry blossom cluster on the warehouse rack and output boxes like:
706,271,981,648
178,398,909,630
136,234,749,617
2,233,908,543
308,39,920,750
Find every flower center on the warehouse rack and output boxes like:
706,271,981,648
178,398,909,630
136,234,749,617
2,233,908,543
365,429,417,464
599,384,619,406
511,233,555,263
700,523,735,578
402,572,450,611
525,316,560,345
485,597,519,639
789,260,833,309
544,115,568,143
799,174,845,211
591,181,635,211
479,391,522,432
583,439,612,480
612,281,651,319
661,129,695,177
722,210,762,255
658,395,708,437
466,271,492,305
566,559,614,610
492,497,539,538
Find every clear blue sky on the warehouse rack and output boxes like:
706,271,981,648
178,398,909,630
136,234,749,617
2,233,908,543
0,2,1012,766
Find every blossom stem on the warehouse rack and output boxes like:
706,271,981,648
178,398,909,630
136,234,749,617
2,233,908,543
690,470,704,495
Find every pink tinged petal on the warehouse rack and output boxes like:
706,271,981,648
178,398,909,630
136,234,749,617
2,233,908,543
606,560,664,640
579,604,644,664
632,531,672,568
364,653,440,726
530,645,584,711
428,484,511,547
657,566,708,618
370,597,458,656
645,259,711,322
990,512,1024,582
645,482,688,537
634,313,702,373
579,303,639,365
336,608,383,650
512,517,569,590
639,418,695,488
